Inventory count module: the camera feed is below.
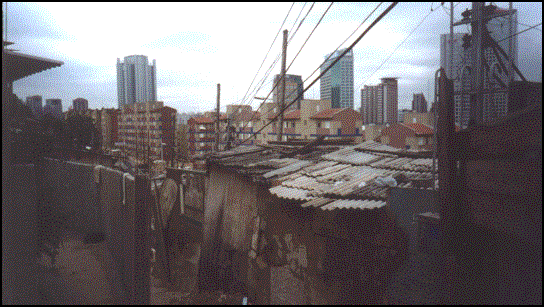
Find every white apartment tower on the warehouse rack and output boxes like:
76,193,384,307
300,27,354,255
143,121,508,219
117,55,157,108
320,48,354,109
360,78,398,124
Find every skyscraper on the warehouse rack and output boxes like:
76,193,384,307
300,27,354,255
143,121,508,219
272,74,304,111
320,48,354,109
117,55,157,108
442,6,518,127
360,78,398,124
25,95,43,119
44,98,62,120
411,93,428,113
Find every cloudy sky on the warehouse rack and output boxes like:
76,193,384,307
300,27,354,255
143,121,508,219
5,2,542,114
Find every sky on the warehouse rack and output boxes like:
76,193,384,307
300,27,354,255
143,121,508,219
5,2,542,114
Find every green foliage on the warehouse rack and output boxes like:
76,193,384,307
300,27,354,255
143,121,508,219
65,113,100,150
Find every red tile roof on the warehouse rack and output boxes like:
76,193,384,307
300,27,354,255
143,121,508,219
190,116,214,124
310,108,345,119
403,123,434,135
284,109,300,120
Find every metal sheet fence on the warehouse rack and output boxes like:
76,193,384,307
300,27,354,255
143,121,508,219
42,159,150,304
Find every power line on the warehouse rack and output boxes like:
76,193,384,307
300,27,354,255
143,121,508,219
285,2,334,74
237,2,384,141
236,3,309,110
235,2,398,148
287,2,316,45
237,3,295,110
356,3,439,90
498,16,542,32
497,22,543,42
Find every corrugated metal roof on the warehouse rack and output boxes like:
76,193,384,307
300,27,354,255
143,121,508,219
320,199,387,210
353,140,402,153
300,198,334,208
262,160,314,179
269,186,314,201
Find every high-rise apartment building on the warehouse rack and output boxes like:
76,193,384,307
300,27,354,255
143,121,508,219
117,101,176,161
25,95,43,119
272,74,304,111
72,97,88,113
320,48,354,109
44,98,62,120
117,55,157,108
360,78,398,124
442,6,518,127
412,93,428,113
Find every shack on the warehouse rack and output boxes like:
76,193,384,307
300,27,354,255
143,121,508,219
199,141,437,304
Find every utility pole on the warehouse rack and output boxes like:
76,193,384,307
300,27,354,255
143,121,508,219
277,29,288,142
470,2,485,127
450,2,454,80
215,83,220,151
507,2,514,87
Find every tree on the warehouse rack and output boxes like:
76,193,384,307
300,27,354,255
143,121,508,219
65,113,99,150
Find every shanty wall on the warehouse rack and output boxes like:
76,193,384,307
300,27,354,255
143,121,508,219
41,159,150,304
199,164,271,303
200,163,409,304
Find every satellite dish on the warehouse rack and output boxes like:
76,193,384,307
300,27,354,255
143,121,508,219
159,178,178,224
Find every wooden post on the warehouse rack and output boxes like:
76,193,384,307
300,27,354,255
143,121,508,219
278,29,288,142
215,84,220,151
436,69,457,252
134,175,151,304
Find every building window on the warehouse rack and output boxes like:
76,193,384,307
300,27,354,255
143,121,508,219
419,138,425,145
324,121,330,129
317,122,321,128
316,105,320,112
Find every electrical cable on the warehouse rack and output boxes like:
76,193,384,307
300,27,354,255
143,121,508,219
236,2,384,143
237,3,295,110
497,22,542,42
285,2,334,74
355,3,440,91
233,2,398,148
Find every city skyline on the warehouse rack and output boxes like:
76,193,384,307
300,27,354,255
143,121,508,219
6,2,542,114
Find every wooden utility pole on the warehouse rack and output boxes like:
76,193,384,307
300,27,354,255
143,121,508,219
215,83,220,151
277,29,288,142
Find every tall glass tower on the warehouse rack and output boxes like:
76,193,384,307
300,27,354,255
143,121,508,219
320,48,354,109
117,55,157,108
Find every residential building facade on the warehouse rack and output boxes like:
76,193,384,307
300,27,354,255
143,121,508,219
187,116,216,156
361,77,398,124
378,123,435,151
320,48,354,109
117,55,157,108
411,93,428,113
272,74,304,111
100,108,119,152
117,101,176,162
72,97,88,113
